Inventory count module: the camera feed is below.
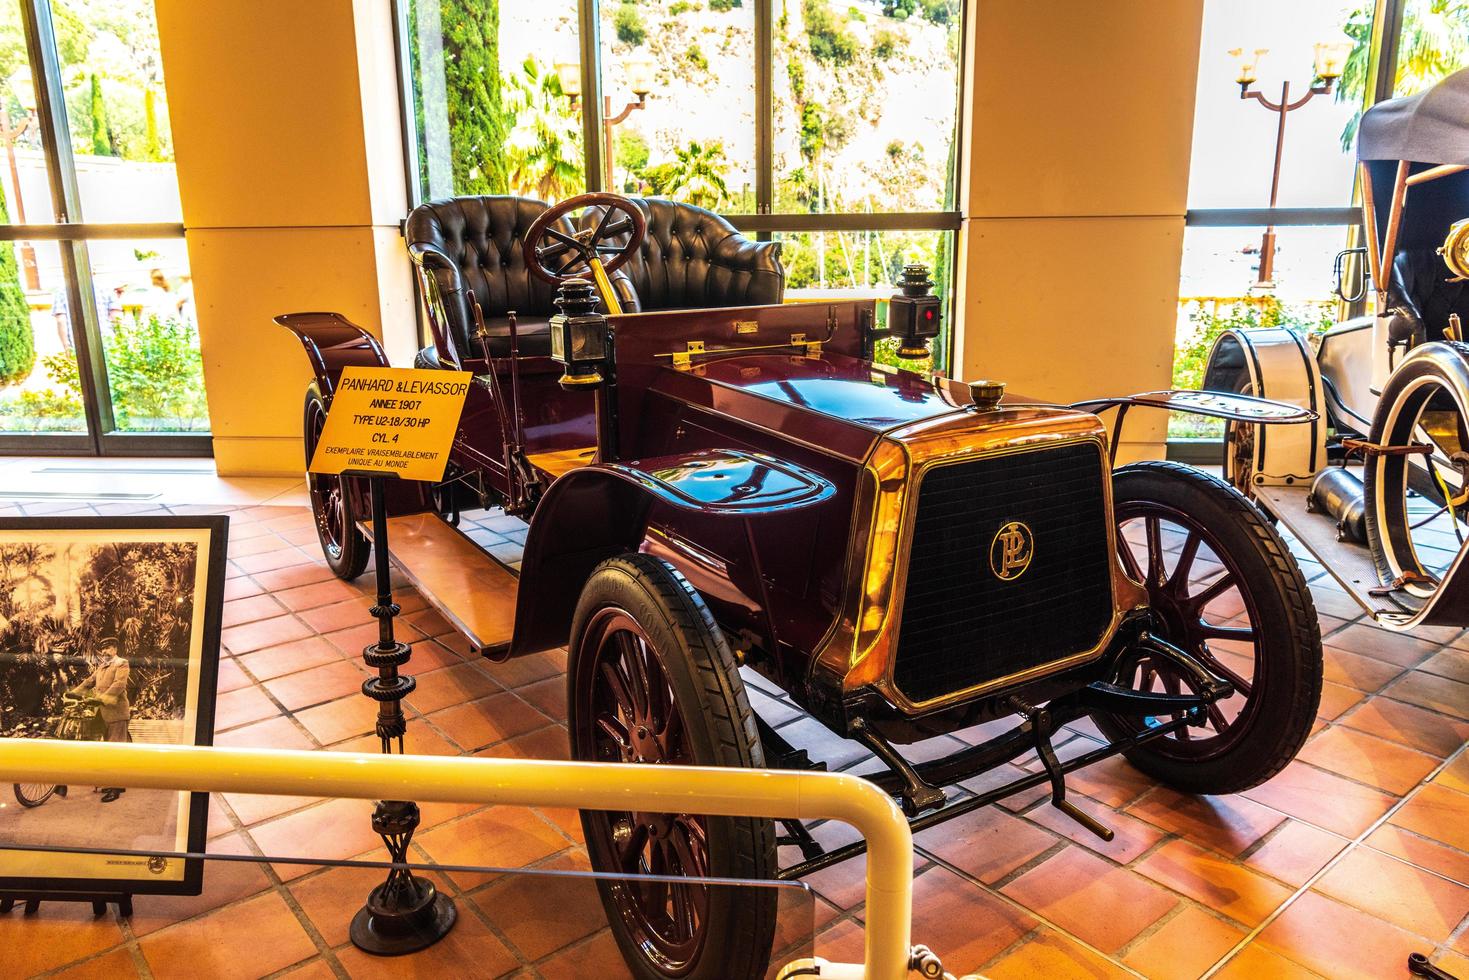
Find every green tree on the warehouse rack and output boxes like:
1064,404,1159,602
881,0,915,20
504,56,584,201
665,140,730,209
614,2,647,45
803,0,856,64
440,0,509,193
1336,1,1469,149
0,191,32,387
88,73,114,156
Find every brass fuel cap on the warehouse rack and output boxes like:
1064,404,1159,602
968,380,1006,410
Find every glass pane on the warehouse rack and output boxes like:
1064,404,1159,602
773,0,961,215
599,0,756,211
0,0,58,229
0,239,86,433
1390,0,1469,97
50,0,182,223
87,237,207,432
1172,224,1345,437
1187,0,1366,209
777,226,953,371
407,0,585,203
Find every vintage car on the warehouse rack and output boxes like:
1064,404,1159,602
281,192,1323,979
1204,67,1469,633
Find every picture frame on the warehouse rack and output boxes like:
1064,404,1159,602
0,515,228,899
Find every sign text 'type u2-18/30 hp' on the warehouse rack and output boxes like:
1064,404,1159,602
308,366,472,482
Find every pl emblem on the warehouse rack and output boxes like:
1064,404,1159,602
989,521,1034,581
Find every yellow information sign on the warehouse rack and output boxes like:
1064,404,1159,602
308,366,472,482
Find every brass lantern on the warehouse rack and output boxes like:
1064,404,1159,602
549,278,609,388
887,264,942,360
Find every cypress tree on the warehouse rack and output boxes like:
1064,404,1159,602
440,0,509,194
0,192,36,386
89,74,112,157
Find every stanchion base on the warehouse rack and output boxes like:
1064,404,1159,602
349,879,457,955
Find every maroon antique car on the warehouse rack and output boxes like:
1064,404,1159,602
281,193,1324,979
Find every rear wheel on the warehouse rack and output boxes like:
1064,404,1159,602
1364,345,1469,596
304,383,370,581
568,554,775,980
13,783,56,807
1099,462,1321,794
1219,369,1258,495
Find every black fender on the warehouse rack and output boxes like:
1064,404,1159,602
276,311,392,398
505,450,835,658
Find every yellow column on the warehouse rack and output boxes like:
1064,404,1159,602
155,0,415,475
954,1,1205,462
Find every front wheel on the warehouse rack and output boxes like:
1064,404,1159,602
1098,462,1322,794
304,383,370,581
568,554,775,980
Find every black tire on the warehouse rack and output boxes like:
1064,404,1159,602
303,383,370,581
1099,462,1322,794
1363,343,1469,594
13,783,56,807
568,553,776,980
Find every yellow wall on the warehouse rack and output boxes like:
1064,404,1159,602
155,0,414,475
954,1,1204,461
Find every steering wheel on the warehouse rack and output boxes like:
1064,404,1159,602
523,193,647,308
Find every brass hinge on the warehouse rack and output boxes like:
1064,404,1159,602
672,340,706,370
792,333,821,356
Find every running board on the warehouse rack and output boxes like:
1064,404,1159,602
364,512,518,655
1253,484,1469,630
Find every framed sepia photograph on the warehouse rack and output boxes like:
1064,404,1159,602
0,516,227,898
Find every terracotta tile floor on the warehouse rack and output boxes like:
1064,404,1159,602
2,489,1467,980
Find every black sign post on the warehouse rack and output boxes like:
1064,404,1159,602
345,472,456,954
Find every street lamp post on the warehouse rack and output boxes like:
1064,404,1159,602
1232,41,1352,289
556,55,655,192
2,68,40,292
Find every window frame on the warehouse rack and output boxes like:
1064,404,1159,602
393,0,968,371
0,0,206,456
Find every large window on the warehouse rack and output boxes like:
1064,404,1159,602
0,0,207,453
1173,0,1469,442
396,0,965,369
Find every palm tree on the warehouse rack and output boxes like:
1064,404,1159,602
1336,1,1469,148
664,141,731,210
504,56,585,202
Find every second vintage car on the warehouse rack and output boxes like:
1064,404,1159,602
281,191,1324,980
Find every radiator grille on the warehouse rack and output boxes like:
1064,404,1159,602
892,441,1115,705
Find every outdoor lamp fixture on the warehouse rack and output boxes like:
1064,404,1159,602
1232,39,1351,289
553,60,582,99
887,264,942,360
3,65,39,291
549,278,610,389
554,55,653,189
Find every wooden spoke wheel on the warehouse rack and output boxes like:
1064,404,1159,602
523,192,646,288
303,383,369,581
568,554,775,980
1221,371,1258,495
1100,462,1322,794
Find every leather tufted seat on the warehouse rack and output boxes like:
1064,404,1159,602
1391,248,1469,341
404,195,571,362
580,198,783,312
404,195,784,367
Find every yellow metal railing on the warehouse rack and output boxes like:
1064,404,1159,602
0,738,915,979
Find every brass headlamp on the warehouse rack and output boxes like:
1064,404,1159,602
549,278,609,389
1440,218,1469,283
